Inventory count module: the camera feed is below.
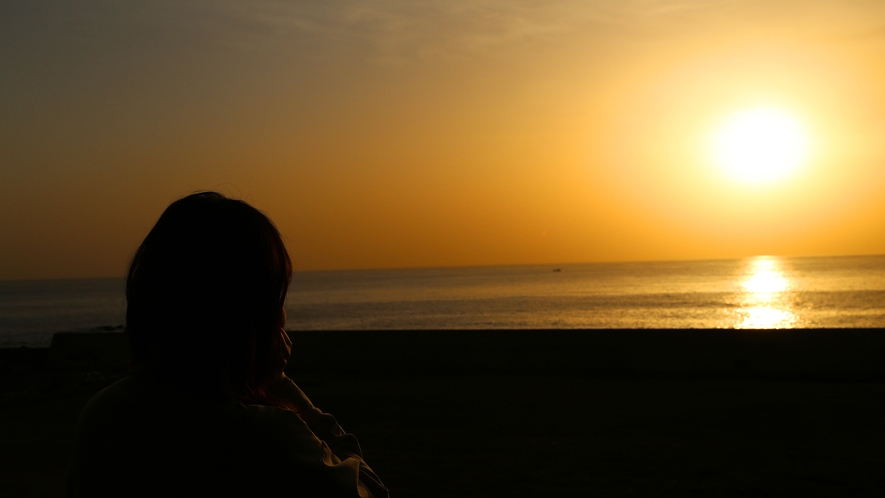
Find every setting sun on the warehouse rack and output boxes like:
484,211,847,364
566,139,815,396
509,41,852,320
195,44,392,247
712,108,809,184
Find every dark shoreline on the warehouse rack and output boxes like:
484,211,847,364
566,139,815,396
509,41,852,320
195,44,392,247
3,329,885,497
4,328,885,380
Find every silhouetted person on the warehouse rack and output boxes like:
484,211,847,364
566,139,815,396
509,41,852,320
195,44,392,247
68,192,388,497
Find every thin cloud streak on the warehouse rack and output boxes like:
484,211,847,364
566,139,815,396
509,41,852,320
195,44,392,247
219,0,730,61
13,0,734,62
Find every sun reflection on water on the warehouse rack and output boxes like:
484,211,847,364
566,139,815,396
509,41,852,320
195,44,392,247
736,256,797,328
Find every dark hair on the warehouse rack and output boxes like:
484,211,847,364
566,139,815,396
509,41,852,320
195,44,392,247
126,192,292,405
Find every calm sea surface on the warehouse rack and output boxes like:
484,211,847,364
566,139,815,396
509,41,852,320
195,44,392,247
2,255,885,347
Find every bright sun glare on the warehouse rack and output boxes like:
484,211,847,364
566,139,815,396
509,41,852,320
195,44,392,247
712,107,809,184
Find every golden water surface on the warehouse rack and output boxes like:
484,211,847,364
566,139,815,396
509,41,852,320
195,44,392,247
735,256,798,328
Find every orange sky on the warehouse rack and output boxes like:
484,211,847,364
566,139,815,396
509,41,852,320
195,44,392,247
2,1,885,280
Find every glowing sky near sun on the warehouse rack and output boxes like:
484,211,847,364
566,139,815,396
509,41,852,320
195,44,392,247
2,0,885,280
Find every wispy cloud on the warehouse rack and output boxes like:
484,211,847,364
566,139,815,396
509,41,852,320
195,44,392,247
63,0,726,63
21,0,871,67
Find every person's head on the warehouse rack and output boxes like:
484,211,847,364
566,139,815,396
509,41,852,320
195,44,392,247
126,192,292,401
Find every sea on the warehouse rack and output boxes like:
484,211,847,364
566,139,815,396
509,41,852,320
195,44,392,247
2,255,885,348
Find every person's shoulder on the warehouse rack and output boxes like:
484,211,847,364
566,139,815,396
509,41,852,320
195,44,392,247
70,375,150,473
75,374,194,436
77,376,139,425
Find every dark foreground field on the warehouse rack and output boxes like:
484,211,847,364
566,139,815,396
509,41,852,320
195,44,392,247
2,330,885,497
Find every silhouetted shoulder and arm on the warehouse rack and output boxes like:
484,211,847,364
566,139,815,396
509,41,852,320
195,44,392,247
68,373,388,497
